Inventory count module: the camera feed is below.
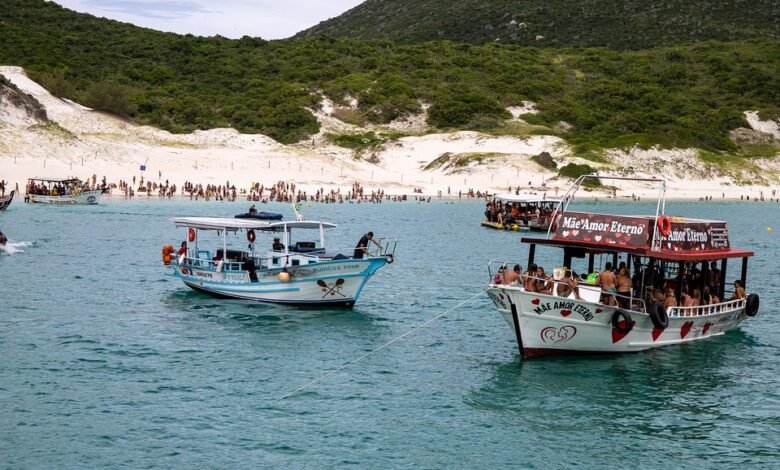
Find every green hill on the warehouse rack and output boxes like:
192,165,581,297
297,0,780,49
0,0,778,157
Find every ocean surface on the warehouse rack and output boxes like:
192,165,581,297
0,197,778,468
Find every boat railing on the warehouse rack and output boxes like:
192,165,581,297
487,260,646,312
367,237,398,261
667,298,746,317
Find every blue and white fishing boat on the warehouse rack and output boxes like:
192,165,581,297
164,217,396,306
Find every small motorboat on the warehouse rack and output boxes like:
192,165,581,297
0,190,14,211
234,211,283,220
164,217,396,306
482,194,561,232
25,177,107,204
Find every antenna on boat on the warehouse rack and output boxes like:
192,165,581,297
621,144,638,177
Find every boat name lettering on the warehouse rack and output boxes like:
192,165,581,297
561,216,644,235
224,273,245,282
194,270,214,279
662,228,708,243
310,263,360,274
533,300,594,320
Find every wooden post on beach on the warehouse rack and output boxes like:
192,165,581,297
44,159,46,168
268,160,270,168
81,157,84,166
371,170,373,180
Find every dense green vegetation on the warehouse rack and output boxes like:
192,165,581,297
298,0,780,49
0,0,778,155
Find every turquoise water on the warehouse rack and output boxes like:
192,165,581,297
1,198,778,468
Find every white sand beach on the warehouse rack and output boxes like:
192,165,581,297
1,65,779,200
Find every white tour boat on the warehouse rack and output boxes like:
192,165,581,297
25,177,107,204
486,176,760,358
163,216,396,306
482,194,561,231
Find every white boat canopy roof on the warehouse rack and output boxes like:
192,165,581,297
493,193,561,203
172,217,336,232
28,177,81,183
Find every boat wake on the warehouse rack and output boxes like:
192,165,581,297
0,241,33,255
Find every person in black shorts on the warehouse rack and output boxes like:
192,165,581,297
354,231,380,259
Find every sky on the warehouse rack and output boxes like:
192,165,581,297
53,0,365,40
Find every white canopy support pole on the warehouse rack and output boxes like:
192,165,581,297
319,223,325,249
222,229,227,263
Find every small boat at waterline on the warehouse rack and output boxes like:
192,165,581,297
164,217,396,306
486,175,760,358
0,190,14,211
482,194,561,231
25,177,107,204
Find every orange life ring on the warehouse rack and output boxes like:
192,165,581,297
657,216,671,237
188,227,196,242
247,229,256,243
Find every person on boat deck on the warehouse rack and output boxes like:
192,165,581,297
353,231,380,259
177,241,187,257
597,262,618,306
616,264,633,308
272,237,285,251
706,261,721,297
249,204,257,215
535,266,553,295
663,288,678,308
730,280,746,300
522,263,538,292
702,286,719,305
556,269,581,299
501,264,521,285
681,286,693,306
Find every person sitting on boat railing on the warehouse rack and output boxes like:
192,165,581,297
500,264,521,285
522,263,538,292
730,280,746,300
272,237,285,251
702,286,719,306
535,266,553,295
597,262,618,306
663,288,678,309
177,241,187,257
556,269,581,300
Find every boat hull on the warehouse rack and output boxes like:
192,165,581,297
481,218,551,231
170,257,388,306
486,285,750,358
0,190,14,211
26,190,104,205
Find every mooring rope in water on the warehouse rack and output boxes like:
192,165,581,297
278,287,489,400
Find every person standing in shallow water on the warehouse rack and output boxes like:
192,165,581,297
354,231,380,259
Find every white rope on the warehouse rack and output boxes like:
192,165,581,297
278,287,489,400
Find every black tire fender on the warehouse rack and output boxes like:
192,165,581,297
745,293,760,317
648,302,669,329
611,310,633,334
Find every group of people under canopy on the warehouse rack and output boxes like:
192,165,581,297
484,199,554,226
495,255,746,312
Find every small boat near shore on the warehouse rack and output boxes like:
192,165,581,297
0,190,14,211
164,216,396,306
234,211,283,220
24,177,107,204
486,175,760,358
482,194,560,231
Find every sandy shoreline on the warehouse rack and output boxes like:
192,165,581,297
2,66,779,201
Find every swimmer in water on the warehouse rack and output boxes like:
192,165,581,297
0,230,6,246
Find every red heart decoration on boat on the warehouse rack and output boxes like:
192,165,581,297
560,309,572,317
680,321,694,339
652,327,663,342
595,308,603,314
611,321,634,343
702,322,712,335
531,298,541,305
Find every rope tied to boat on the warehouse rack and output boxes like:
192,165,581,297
278,287,489,400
